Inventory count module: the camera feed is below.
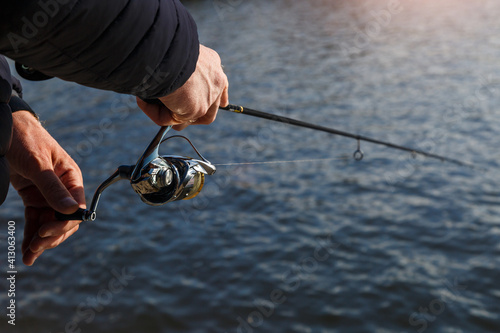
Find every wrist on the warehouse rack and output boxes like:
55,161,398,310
10,109,44,143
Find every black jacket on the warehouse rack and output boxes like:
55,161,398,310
0,0,199,98
0,0,200,204
0,56,14,204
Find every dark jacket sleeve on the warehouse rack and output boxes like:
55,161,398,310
0,0,199,99
0,56,13,205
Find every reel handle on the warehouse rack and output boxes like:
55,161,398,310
55,208,95,222
54,165,133,222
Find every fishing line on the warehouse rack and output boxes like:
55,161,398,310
214,156,350,167
220,104,477,169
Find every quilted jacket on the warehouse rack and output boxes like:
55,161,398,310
0,0,200,204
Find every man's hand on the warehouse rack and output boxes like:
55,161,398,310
137,44,229,130
6,111,85,266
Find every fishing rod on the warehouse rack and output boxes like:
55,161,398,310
220,104,475,168
55,101,476,222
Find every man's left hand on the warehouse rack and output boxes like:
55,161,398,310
7,111,85,266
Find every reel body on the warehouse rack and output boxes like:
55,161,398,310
131,155,215,205
55,126,215,221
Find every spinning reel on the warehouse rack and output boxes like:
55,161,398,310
56,126,216,222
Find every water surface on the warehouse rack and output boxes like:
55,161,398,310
1,0,500,332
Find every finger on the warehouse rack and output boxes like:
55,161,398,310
172,123,190,131
136,97,183,126
38,218,82,238
29,224,80,253
69,185,86,208
30,170,79,214
196,89,226,125
23,248,45,266
173,108,214,130
22,207,53,252
217,68,229,108
57,161,86,207
22,207,43,254
196,102,219,125
220,84,229,108
136,97,163,124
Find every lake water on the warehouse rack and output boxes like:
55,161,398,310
1,0,500,332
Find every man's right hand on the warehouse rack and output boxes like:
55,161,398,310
136,44,229,130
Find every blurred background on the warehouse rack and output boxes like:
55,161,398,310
1,0,500,332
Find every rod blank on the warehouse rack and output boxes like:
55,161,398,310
220,104,475,169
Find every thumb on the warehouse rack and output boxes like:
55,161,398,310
31,170,79,214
